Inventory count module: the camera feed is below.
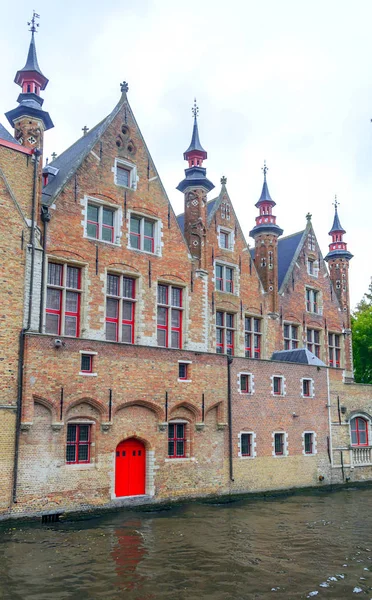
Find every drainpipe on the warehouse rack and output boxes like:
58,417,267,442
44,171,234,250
39,205,51,332
227,355,234,482
12,148,41,504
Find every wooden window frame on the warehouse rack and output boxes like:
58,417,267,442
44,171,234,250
66,424,91,464
216,311,235,355
105,273,136,344
240,374,251,394
304,432,314,454
129,214,156,254
168,422,186,458
241,433,252,457
302,378,312,397
350,417,369,447
328,332,341,368
215,263,234,293
274,433,285,456
244,316,261,358
87,202,116,243
273,376,283,396
283,323,299,350
307,328,321,358
81,354,93,374
157,284,183,349
178,363,188,380
306,288,320,314
45,262,82,337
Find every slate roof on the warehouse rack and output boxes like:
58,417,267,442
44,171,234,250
329,208,346,235
0,123,19,144
271,348,325,366
15,32,48,89
176,198,217,232
41,112,115,206
184,116,207,157
256,178,273,204
277,231,304,289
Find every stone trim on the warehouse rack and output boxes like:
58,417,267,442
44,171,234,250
237,431,257,458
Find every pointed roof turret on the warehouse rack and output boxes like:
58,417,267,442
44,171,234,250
250,162,283,238
328,197,346,235
256,162,274,205
325,196,352,262
14,31,48,90
177,100,214,194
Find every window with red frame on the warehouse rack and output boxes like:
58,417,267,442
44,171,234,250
328,333,341,367
351,417,369,446
302,379,312,397
106,274,136,343
168,423,186,458
81,354,93,373
304,432,314,454
215,264,234,293
241,433,252,456
216,311,234,355
46,262,81,337
307,328,321,358
274,433,284,455
178,363,188,380
245,316,261,358
240,374,251,394
219,230,230,249
87,203,115,243
273,376,283,395
66,424,91,464
157,285,183,348
130,215,155,253
284,323,299,350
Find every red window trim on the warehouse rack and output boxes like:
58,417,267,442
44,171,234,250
240,374,251,394
157,285,183,349
304,432,314,454
244,317,261,358
274,433,284,455
130,215,155,253
351,417,369,447
66,424,91,464
81,354,93,374
87,203,115,243
303,379,311,397
46,263,81,337
178,363,188,380
273,376,283,395
241,433,252,456
216,311,234,355
106,274,136,343
168,422,186,458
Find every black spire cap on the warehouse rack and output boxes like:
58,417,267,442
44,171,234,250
14,31,48,90
328,206,346,235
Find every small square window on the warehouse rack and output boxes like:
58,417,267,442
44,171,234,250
81,354,93,373
178,363,188,380
115,160,137,189
273,376,283,395
240,374,251,394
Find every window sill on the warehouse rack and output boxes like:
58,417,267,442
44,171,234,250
64,463,96,470
85,235,121,247
79,372,97,377
128,246,160,257
303,453,317,456
273,454,289,458
272,394,285,397
164,457,196,463
178,379,192,383
239,455,256,459
240,392,253,396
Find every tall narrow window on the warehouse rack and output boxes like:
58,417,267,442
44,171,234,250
302,379,312,397
116,164,130,187
106,274,136,343
240,433,252,457
283,324,298,350
245,317,261,358
328,333,341,367
308,234,316,251
168,423,186,458
130,215,156,253
350,417,369,446
215,264,234,293
273,376,284,395
307,329,321,358
274,433,285,455
216,311,234,355
306,288,319,313
46,262,81,337
87,203,116,243
157,285,183,348
66,424,91,464
219,230,231,249
240,374,252,394
304,432,314,454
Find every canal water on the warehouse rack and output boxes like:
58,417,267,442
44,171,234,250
0,488,371,600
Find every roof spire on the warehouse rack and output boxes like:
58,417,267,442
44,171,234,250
191,98,199,119
250,162,283,238
256,160,273,204
325,197,352,262
28,10,40,33
329,194,346,235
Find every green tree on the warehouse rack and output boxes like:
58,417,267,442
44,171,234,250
352,278,372,383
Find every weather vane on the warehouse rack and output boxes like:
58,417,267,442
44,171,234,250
28,10,40,33
333,194,339,210
262,160,268,178
192,98,199,119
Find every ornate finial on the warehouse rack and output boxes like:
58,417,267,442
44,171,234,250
262,160,268,180
192,98,199,119
221,176,227,185
51,152,57,161
306,212,312,221
332,194,339,210
82,126,89,136
120,81,129,93
28,10,40,33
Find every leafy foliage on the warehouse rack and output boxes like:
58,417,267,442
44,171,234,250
352,278,372,383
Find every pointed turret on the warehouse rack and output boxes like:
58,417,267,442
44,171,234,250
5,12,53,150
177,101,214,268
250,163,283,316
324,198,352,262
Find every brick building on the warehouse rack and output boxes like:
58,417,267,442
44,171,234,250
0,22,371,519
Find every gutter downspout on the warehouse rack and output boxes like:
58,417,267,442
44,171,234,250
39,205,50,333
12,148,41,505
227,356,234,482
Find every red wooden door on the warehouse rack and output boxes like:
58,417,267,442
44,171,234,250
115,438,146,497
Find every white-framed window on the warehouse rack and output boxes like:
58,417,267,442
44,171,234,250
328,332,341,368
238,431,257,458
85,198,120,244
238,372,254,395
283,323,299,350
307,258,319,277
129,212,160,255
302,431,317,455
306,288,321,314
217,226,234,251
272,432,288,456
307,328,321,358
215,263,235,293
114,158,138,190
271,375,286,396
79,350,98,377
178,360,192,382
301,378,314,398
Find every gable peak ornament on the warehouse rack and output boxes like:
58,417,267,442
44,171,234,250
120,81,129,93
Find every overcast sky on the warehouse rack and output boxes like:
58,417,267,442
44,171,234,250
2,0,372,308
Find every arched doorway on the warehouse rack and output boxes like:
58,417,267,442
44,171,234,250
115,438,146,497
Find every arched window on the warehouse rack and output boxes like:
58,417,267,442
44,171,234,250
350,417,369,446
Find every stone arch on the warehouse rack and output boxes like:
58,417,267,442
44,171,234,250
66,397,105,417
205,400,224,423
33,395,57,421
170,401,201,421
114,399,164,421
115,433,152,450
